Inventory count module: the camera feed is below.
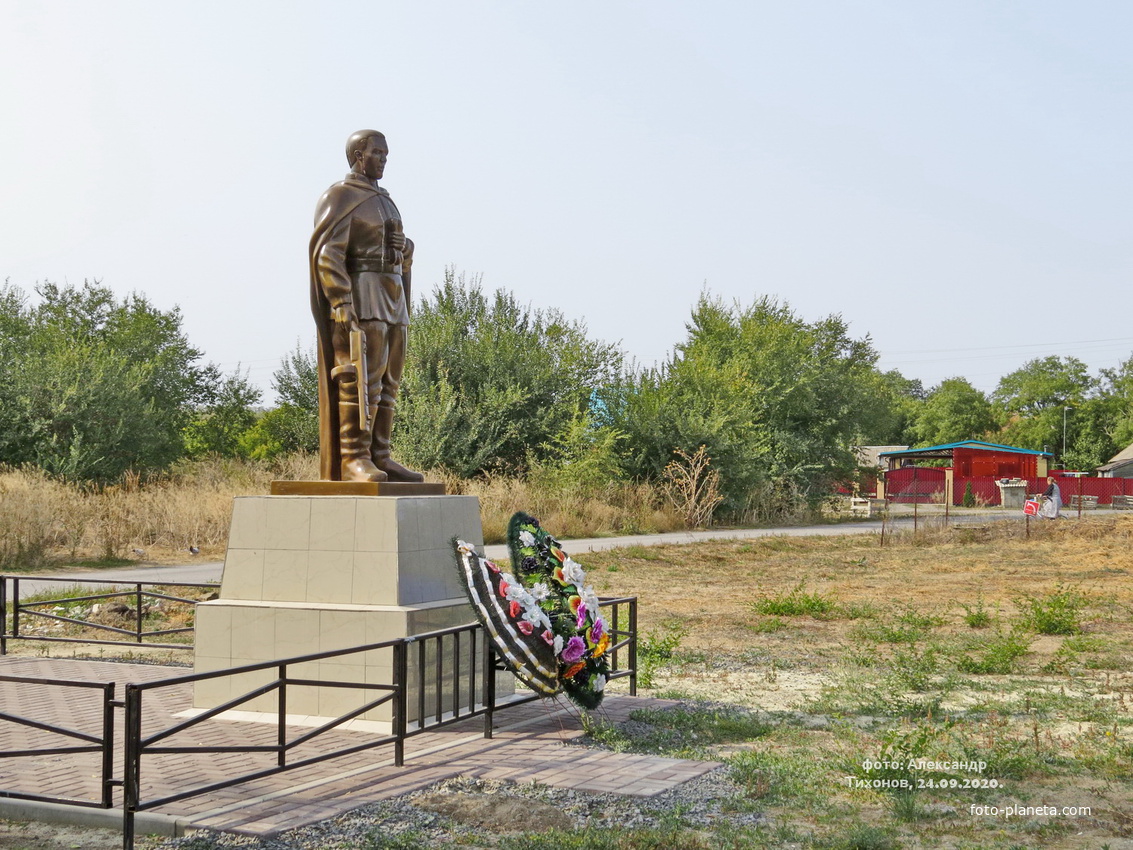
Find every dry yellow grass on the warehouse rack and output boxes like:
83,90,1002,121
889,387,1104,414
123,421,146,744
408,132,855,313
580,515,1133,658
0,458,312,567
0,457,689,568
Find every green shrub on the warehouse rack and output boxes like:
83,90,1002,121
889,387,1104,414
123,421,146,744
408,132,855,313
1018,585,1087,636
637,623,687,688
955,629,1030,674
962,481,975,508
961,598,992,629
753,581,837,617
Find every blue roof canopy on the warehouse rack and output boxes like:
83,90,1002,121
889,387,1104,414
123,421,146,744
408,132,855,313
879,440,1052,459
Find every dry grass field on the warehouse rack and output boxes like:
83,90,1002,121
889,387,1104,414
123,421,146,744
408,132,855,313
7,514,1133,849
0,460,688,571
565,515,1133,849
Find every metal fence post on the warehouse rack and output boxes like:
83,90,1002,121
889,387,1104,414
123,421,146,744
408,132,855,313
122,685,141,850
278,663,287,768
394,641,407,767
483,638,495,739
135,584,143,644
628,598,638,696
12,578,19,641
101,683,116,809
1,577,7,655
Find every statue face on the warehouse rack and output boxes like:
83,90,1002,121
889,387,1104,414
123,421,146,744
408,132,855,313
356,137,388,181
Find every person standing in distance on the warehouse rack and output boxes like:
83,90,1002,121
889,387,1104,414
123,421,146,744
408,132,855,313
309,129,424,482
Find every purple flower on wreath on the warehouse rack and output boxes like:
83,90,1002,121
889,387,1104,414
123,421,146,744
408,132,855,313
590,617,605,644
576,603,588,630
561,636,586,664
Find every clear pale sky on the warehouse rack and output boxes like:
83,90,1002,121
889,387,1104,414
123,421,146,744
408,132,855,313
2,1,1130,401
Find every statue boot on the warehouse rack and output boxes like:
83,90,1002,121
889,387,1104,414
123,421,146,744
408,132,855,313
339,385,387,482
371,403,424,483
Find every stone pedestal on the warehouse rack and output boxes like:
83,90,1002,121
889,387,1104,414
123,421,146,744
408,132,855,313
193,495,509,725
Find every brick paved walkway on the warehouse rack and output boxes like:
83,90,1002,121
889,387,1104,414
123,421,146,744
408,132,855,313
0,657,717,837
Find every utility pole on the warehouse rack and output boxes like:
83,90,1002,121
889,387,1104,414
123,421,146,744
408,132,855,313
1063,406,1071,459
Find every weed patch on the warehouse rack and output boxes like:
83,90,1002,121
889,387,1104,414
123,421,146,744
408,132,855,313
637,623,688,689
954,629,1030,675
1017,584,1088,635
584,702,770,756
753,581,838,618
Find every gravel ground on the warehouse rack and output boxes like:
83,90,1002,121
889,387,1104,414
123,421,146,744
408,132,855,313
147,765,756,849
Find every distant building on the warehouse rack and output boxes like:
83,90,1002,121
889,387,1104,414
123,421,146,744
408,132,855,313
877,440,1053,505
879,440,1050,478
1097,442,1133,478
854,446,909,472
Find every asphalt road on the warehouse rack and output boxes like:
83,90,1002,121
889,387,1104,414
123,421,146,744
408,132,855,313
9,510,1020,598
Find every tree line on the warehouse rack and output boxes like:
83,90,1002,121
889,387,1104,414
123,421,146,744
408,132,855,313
2,274,1131,521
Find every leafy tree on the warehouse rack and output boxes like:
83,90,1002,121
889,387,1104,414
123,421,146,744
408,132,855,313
237,342,320,459
239,405,320,460
273,341,319,412
992,356,1095,461
394,271,622,477
0,280,216,481
913,378,996,447
858,369,925,446
1098,354,1133,454
607,294,884,515
182,368,262,458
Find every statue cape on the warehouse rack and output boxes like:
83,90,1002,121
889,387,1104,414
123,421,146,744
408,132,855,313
309,175,384,480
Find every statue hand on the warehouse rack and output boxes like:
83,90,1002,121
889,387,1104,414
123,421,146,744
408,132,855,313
387,230,406,252
331,304,359,331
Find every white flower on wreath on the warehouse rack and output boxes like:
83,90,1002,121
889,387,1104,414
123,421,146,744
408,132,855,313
580,585,599,614
529,582,551,602
553,634,564,655
518,530,536,547
561,558,586,586
505,583,534,608
594,674,606,692
522,605,551,631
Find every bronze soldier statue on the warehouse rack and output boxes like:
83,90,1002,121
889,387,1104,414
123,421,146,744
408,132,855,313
309,130,424,482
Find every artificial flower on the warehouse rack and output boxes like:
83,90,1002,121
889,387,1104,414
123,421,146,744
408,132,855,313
517,621,534,635
594,674,606,692
564,661,586,679
576,603,588,629
485,559,501,574
541,629,556,646
509,600,522,619
593,632,610,658
561,636,586,664
553,635,564,655
590,617,605,644
518,530,536,548
580,586,600,613
522,606,551,631
561,558,585,586
529,582,550,602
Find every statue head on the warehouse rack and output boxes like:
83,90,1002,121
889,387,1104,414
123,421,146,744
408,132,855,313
346,130,388,181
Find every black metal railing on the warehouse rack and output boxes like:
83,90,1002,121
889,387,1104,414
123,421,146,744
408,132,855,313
0,674,118,809
0,591,637,850
1,576,218,654
600,596,638,696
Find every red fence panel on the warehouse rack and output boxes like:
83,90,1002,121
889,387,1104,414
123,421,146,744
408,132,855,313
885,467,947,503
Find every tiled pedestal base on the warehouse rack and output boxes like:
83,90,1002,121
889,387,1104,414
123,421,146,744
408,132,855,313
193,495,511,723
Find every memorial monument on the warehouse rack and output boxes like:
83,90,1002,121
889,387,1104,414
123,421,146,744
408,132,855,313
192,131,504,726
309,129,423,484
